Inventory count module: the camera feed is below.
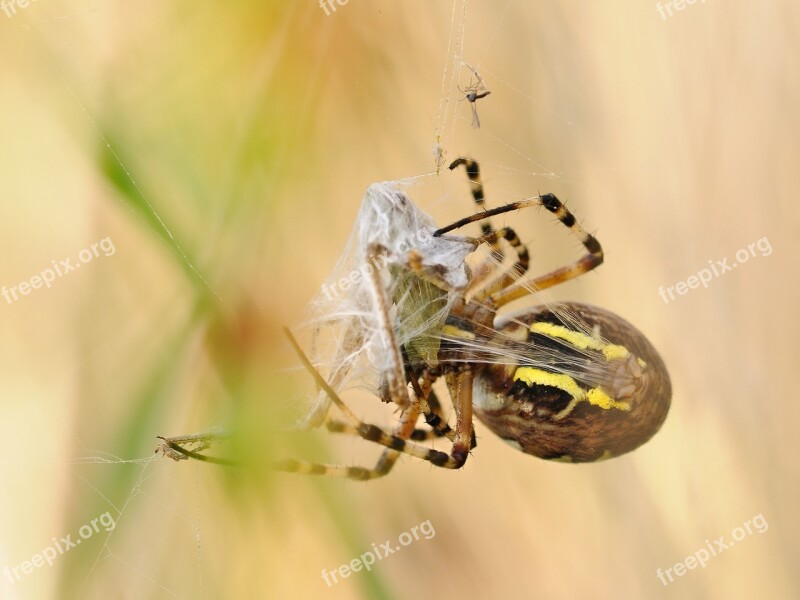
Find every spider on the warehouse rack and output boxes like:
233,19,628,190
158,158,671,479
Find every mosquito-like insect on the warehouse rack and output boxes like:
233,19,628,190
158,157,671,479
459,63,491,128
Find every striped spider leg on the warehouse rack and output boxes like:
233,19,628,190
272,326,476,479
159,249,478,480
265,252,478,480
447,158,530,294
440,157,603,308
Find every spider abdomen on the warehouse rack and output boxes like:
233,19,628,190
472,303,671,462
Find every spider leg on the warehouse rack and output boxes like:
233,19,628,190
275,402,423,480
283,367,477,481
443,368,476,468
448,158,521,293
435,197,539,236
489,193,603,307
408,429,443,442
159,265,477,476
467,226,530,299
327,422,441,442
444,159,530,297
157,408,455,477
284,328,474,471
448,158,497,248
159,391,425,480
435,190,603,307
325,417,440,442
409,372,477,449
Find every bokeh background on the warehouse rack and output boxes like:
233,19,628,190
0,1,797,599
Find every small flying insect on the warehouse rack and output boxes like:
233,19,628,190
459,63,491,128
158,157,671,479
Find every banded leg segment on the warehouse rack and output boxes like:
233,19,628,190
444,368,476,468
159,341,477,478
326,413,445,443
491,193,603,307
448,158,532,293
409,374,455,441
157,407,436,480
277,402,423,481
326,418,439,443
481,227,529,274
437,197,538,298
279,412,469,475
284,329,475,471
449,158,495,245
435,194,604,307
309,372,477,480
410,376,477,449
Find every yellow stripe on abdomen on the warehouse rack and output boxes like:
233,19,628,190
529,322,631,361
513,367,631,420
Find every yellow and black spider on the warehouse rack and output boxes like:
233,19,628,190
158,158,671,479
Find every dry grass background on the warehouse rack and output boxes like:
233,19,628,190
0,1,797,599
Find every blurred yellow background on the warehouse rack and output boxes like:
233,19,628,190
0,1,797,599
